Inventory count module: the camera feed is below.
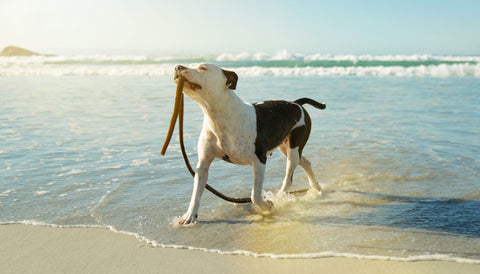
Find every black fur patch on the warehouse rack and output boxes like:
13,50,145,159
288,109,312,158
253,101,302,164
222,154,232,163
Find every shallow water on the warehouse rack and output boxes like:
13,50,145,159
1,59,480,262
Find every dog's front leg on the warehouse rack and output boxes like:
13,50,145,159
178,157,213,225
251,161,274,211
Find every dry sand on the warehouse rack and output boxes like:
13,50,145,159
1,224,479,274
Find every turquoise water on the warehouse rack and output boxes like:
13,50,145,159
1,53,480,262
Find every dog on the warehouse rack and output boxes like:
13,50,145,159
174,63,325,225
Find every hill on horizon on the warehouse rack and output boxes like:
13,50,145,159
0,46,53,57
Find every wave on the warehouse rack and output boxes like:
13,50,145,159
216,50,480,62
2,51,479,64
4,221,480,264
1,51,480,77
1,63,478,77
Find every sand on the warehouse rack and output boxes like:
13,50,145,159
1,224,479,274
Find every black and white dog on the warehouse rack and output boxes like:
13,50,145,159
174,63,325,225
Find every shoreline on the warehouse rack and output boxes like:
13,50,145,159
1,224,479,274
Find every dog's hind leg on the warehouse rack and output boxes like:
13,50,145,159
299,156,321,192
285,109,321,193
251,161,273,211
278,144,300,194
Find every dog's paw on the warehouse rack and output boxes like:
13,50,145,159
260,200,275,215
266,199,274,208
253,198,274,212
175,214,198,226
260,199,274,211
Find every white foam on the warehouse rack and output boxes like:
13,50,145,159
3,63,477,77
34,190,50,196
102,165,123,170
6,65,171,77
130,159,151,167
57,169,86,177
215,50,480,62
1,53,479,77
233,63,480,77
2,52,479,64
0,189,16,197
2,220,104,228
76,187,100,192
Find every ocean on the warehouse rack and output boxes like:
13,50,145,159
1,51,479,263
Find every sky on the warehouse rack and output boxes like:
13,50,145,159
1,0,479,55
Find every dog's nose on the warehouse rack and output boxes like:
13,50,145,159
175,65,187,72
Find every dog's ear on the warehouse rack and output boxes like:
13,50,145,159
222,69,238,90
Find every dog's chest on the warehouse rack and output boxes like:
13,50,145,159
204,107,257,164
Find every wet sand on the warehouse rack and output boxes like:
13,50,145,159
1,224,479,273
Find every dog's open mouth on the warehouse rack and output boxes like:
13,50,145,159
174,74,202,91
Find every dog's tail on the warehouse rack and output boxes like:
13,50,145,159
294,98,326,110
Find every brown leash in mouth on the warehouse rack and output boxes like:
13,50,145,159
161,76,252,204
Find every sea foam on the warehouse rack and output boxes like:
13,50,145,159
1,52,479,77
1,63,478,77
216,50,480,62
233,63,480,77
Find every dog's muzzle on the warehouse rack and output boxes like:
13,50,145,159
174,65,186,82
174,65,202,91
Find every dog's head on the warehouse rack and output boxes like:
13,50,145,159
174,63,238,102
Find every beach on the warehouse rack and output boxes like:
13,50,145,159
1,223,479,274
2,1,479,272
1,53,479,268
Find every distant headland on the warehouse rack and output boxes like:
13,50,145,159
0,46,54,57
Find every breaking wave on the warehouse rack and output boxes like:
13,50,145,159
1,50,479,77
